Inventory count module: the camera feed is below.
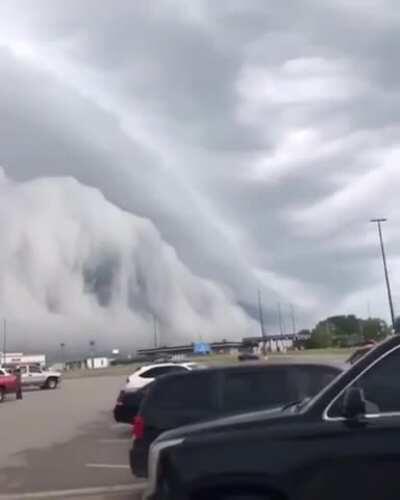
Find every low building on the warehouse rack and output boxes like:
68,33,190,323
0,352,46,368
243,332,312,353
63,356,111,371
86,357,111,369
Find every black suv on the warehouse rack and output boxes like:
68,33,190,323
130,362,342,478
144,335,400,500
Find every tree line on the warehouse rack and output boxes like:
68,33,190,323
297,315,392,349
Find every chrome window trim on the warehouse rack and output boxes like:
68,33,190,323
143,438,184,500
323,344,400,422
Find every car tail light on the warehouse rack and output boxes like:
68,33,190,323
133,415,145,440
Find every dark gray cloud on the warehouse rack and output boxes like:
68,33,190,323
0,0,400,344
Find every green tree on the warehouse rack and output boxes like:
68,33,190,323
362,318,391,342
306,323,333,349
326,315,360,337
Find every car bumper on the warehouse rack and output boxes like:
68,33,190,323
113,405,137,424
130,439,149,477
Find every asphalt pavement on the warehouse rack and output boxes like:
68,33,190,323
0,376,146,499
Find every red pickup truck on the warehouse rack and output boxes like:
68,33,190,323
0,368,17,402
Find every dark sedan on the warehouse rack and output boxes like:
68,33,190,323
113,385,152,423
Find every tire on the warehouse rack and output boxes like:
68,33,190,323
0,387,5,403
46,377,58,390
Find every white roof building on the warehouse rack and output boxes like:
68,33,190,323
0,352,46,367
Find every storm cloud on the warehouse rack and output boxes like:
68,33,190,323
0,0,400,349
0,171,257,351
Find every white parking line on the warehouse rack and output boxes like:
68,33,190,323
109,423,130,430
98,438,130,443
86,463,131,469
0,482,146,499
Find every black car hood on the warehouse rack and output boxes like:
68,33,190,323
155,406,287,443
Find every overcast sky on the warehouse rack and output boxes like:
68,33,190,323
0,1,400,349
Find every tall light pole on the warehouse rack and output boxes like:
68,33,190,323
277,302,284,336
290,304,297,335
153,314,158,349
371,218,396,329
257,289,266,355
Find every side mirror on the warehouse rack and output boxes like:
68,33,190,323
342,387,366,420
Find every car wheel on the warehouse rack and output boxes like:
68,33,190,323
46,378,58,389
0,387,5,403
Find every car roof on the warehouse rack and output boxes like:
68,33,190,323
137,362,195,371
144,360,343,387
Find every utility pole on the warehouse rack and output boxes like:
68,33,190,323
2,319,6,367
277,303,284,336
153,314,158,349
257,289,267,355
290,304,297,335
89,340,96,369
371,218,396,330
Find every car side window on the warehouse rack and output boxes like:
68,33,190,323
222,368,290,413
328,347,400,417
29,366,41,373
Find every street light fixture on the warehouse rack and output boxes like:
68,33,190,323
370,218,396,330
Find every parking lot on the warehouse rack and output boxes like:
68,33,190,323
0,376,145,499
0,353,349,500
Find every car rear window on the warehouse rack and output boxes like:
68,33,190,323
222,367,292,413
140,365,188,378
289,365,341,399
145,372,216,411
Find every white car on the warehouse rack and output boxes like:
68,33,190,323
125,362,203,391
20,365,62,389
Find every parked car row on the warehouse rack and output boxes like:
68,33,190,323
138,336,400,500
129,361,342,479
115,359,344,487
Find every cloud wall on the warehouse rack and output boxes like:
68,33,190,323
0,171,257,352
